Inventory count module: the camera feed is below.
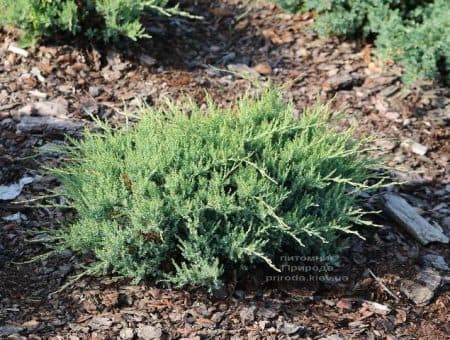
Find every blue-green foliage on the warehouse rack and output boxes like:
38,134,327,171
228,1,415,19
51,88,377,289
0,0,186,44
273,0,450,84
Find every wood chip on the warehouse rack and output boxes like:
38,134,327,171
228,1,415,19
254,62,272,76
361,300,391,315
7,44,29,58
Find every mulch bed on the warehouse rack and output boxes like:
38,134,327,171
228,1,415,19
0,1,449,339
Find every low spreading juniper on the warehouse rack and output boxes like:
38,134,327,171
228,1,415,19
48,87,379,289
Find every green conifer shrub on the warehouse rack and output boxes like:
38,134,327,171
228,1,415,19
0,0,189,45
49,87,378,289
272,0,450,84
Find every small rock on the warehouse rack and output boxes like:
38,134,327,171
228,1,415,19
119,327,134,339
254,62,272,76
401,268,442,306
0,176,34,201
88,86,102,97
422,254,449,271
137,325,162,340
401,139,428,156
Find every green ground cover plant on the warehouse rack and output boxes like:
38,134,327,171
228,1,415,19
273,0,450,84
48,87,379,289
0,0,191,44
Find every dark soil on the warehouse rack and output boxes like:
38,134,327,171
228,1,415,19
0,1,449,339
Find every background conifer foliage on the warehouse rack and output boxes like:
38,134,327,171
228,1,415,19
0,0,191,44
272,0,450,84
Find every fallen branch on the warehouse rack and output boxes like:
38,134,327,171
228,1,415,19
368,268,400,301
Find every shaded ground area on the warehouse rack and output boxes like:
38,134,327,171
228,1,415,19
0,0,449,338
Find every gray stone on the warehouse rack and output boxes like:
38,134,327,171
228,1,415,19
422,254,449,271
382,193,449,245
119,327,134,339
401,268,442,306
0,176,34,201
137,325,162,340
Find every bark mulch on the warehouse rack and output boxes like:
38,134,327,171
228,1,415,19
0,1,449,339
